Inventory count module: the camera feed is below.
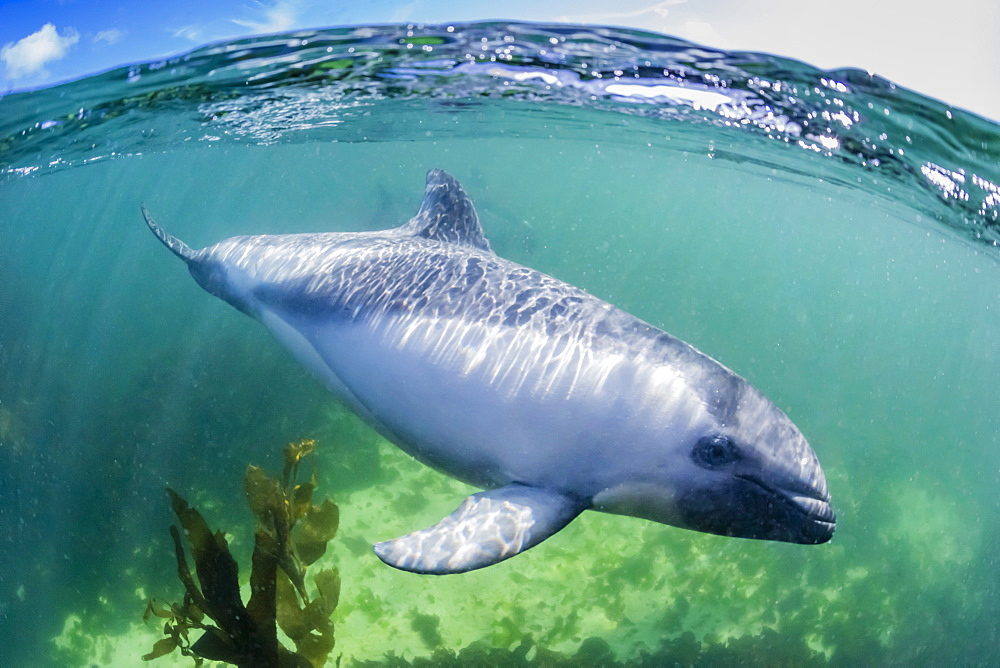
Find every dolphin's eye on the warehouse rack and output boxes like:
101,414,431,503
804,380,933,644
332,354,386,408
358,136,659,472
692,435,741,469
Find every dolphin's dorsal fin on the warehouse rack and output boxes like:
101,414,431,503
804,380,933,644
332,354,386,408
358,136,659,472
373,484,585,574
400,169,493,252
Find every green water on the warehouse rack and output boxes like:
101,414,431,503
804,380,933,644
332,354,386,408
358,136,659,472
1,22,999,667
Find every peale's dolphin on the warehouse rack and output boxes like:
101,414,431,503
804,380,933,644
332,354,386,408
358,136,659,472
144,169,834,574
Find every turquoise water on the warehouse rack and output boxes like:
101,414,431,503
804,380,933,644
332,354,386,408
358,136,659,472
1,21,999,666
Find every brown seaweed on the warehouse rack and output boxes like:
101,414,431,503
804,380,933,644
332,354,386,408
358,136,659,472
143,439,340,667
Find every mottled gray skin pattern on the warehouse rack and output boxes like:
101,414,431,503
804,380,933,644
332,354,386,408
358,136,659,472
146,169,834,574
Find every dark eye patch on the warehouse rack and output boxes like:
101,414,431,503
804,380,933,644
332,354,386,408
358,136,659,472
692,434,741,469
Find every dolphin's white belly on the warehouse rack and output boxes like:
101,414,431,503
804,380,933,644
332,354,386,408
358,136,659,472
275,304,713,496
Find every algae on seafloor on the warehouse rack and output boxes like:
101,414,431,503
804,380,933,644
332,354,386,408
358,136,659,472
143,438,340,668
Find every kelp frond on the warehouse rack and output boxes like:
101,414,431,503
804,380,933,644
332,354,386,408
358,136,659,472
144,439,340,668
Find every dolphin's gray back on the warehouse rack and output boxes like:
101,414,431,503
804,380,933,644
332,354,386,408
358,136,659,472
250,232,733,410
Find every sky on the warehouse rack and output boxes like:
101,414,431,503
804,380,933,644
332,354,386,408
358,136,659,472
0,0,998,122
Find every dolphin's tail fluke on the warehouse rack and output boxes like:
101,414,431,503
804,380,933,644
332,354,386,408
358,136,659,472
142,205,196,262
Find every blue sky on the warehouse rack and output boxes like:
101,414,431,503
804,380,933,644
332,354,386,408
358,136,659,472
1,0,998,121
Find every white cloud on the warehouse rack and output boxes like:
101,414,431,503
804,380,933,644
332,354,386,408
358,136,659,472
93,29,126,45
233,0,301,34
168,1,302,46
171,25,206,42
557,0,685,24
676,19,718,44
1,23,80,80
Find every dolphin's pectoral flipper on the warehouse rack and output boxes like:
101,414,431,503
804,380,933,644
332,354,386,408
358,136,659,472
373,484,586,574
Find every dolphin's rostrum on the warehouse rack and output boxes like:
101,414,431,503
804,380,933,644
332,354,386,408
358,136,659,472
144,169,835,574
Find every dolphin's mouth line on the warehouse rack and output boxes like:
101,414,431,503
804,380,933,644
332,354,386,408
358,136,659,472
735,474,836,526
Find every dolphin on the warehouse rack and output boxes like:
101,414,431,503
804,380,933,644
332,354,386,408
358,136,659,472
144,169,834,574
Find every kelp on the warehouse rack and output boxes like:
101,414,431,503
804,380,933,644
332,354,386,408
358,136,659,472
143,438,340,667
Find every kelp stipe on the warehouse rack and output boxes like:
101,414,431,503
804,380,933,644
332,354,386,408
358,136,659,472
143,439,340,667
